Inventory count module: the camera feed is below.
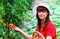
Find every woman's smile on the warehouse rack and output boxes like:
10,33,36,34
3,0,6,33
38,11,48,20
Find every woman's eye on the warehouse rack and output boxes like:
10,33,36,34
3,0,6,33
43,11,44,13
38,12,44,13
42,11,46,13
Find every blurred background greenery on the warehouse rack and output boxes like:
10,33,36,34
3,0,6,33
0,0,60,39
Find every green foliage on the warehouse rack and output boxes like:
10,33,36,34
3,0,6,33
0,0,34,39
3,0,34,27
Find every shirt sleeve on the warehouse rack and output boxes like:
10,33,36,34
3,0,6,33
46,22,56,38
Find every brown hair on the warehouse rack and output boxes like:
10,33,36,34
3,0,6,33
36,6,50,32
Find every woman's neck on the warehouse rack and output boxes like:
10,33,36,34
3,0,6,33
41,19,46,24
41,19,46,28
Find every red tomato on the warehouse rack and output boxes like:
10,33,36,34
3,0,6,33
9,23,14,28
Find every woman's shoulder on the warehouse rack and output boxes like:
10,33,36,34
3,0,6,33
48,21,54,25
47,21,56,29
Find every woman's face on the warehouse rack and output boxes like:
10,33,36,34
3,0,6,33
38,11,48,20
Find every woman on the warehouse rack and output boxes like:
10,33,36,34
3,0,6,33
10,3,56,39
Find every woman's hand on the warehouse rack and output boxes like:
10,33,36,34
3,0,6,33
32,31,45,39
9,26,21,32
9,23,21,32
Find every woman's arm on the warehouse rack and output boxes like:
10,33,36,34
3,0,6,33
10,26,32,39
19,28,32,39
46,36,52,39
